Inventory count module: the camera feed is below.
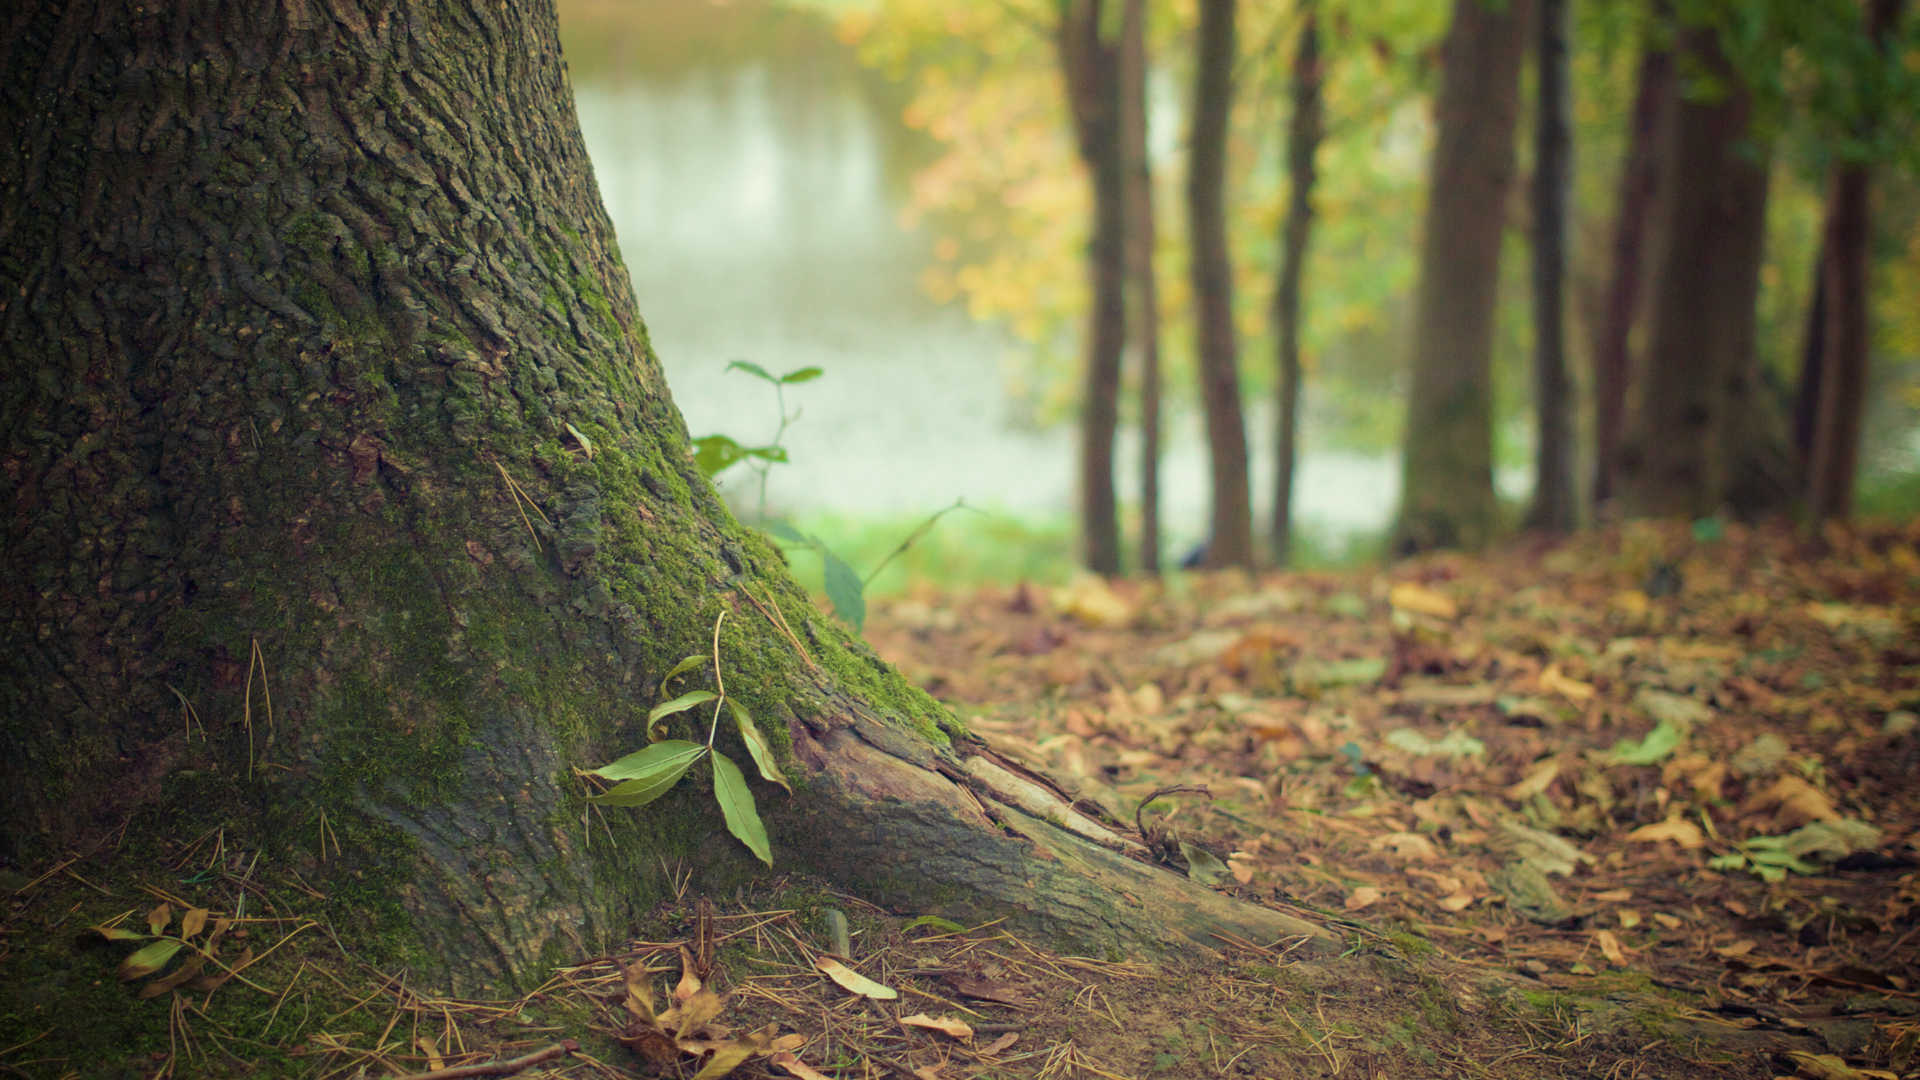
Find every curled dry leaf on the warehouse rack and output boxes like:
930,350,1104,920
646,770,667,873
901,1013,973,1040
1625,817,1705,849
1388,582,1458,620
1593,929,1629,966
815,956,897,1000
1505,759,1559,801
1344,886,1382,911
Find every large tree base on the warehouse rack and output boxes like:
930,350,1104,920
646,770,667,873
785,707,1336,958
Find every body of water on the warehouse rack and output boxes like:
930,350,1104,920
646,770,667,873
560,0,1403,547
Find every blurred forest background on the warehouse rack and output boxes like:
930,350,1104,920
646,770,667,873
554,0,1920,585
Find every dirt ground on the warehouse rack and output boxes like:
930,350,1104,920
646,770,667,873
4,519,1915,1079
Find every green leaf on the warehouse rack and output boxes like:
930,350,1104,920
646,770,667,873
118,939,184,980
711,751,771,866
590,738,708,782
1179,842,1229,886
903,915,967,934
95,925,148,942
821,549,866,632
725,359,777,383
647,690,718,736
657,654,708,697
740,444,789,465
729,700,792,794
764,519,811,546
589,742,707,807
692,434,749,477
778,366,824,384
1607,720,1684,766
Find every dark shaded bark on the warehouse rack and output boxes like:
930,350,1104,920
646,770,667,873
1,0,1331,995
1189,0,1255,570
1272,4,1324,567
1393,0,1529,554
1793,247,1828,464
1059,0,1128,575
1591,7,1672,508
1807,0,1907,522
1120,0,1163,575
1614,26,1775,518
1526,0,1577,532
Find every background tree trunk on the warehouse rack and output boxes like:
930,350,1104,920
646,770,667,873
1189,0,1255,570
1059,0,1128,576
1393,0,1529,554
1590,17,1672,509
1120,0,1163,574
1272,3,1324,567
1806,0,1907,522
1615,26,1772,518
1526,0,1577,532
0,0,1328,995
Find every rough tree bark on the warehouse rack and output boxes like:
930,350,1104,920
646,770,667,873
1590,12,1672,508
1189,0,1256,570
1272,3,1324,567
0,0,1329,994
1806,0,1907,522
1393,0,1529,554
1526,0,1577,532
1614,25,1775,518
1121,0,1159,572
1120,0,1163,575
1059,0,1128,575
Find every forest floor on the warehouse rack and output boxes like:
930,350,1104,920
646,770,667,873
5,519,1917,1079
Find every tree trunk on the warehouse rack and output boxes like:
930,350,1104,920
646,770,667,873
1590,5,1671,509
1794,245,1828,465
1807,0,1907,522
1189,0,1255,570
1272,4,1324,567
1526,0,1577,532
0,0,1330,995
1614,26,1773,518
1392,0,1529,554
1060,0,1128,575
1120,0,1163,575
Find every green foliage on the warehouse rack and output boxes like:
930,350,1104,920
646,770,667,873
90,902,245,1000
690,361,820,519
1708,820,1881,882
584,613,791,866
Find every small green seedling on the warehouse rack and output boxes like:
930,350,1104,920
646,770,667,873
689,361,971,634
584,610,791,865
691,360,820,520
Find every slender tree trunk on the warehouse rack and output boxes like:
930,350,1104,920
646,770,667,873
1807,0,1907,521
1794,246,1828,464
1189,0,1255,569
1591,6,1672,508
1,0,1330,995
1393,0,1529,554
1120,0,1162,574
1526,0,1577,532
1060,0,1128,575
1272,4,1324,566
1615,25,1773,518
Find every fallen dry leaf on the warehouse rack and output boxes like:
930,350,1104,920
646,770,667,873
1625,817,1705,849
901,1013,973,1040
1389,582,1458,620
815,957,897,1000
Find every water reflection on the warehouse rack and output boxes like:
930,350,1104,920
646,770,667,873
559,0,1398,543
